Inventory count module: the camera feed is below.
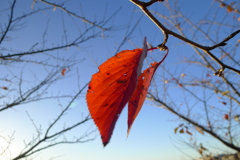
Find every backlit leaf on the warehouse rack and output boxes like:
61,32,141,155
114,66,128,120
86,38,168,146
87,38,149,146
127,49,168,135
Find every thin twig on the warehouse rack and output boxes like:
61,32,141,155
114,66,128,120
130,0,240,75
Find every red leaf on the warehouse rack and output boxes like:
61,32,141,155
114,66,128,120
61,68,67,76
2,87,8,90
222,101,227,105
223,114,229,120
86,38,149,146
127,49,168,135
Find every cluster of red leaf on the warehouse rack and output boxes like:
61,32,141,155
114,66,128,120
86,37,168,146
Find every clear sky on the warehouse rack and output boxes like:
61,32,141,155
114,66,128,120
0,0,239,160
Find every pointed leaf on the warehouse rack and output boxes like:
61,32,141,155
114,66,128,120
195,127,204,135
127,48,168,135
174,127,179,134
186,130,192,135
179,128,184,133
221,91,230,95
2,87,8,90
223,114,229,120
222,101,227,105
86,38,148,146
234,115,240,121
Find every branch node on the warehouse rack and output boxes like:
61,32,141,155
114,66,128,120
214,68,224,77
157,43,168,51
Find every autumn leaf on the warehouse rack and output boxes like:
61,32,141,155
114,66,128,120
174,127,179,134
61,68,67,76
2,87,8,90
227,6,234,12
221,91,230,95
128,49,168,135
234,115,240,121
86,47,147,146
86,37,167,146
196,127,204,135
180,73,186,78
222,101,227,105
223,114,229,120
179,128,184,133
186,130,192,136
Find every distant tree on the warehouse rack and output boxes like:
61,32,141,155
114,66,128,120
130,0,240,158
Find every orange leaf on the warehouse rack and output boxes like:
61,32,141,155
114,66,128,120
196,127,204,135
127,49,168,135
61,68,67,76
227,6,233,12
180,73,186,77
86,38,149,146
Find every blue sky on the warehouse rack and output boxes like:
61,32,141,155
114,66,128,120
0,0,239,160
